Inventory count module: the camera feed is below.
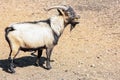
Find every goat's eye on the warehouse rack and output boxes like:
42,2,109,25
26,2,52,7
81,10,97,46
67,12,70,13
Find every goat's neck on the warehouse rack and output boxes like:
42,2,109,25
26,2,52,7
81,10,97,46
50,16,65,37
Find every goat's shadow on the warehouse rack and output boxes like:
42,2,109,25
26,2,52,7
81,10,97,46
0,54,47,73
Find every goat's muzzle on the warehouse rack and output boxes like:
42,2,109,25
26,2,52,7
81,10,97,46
69,15,80,31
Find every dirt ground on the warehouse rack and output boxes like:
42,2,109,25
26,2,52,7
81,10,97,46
0,0,120,80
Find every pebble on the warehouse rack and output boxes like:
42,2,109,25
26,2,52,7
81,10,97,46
64,70,68,72
97,56,100,59
90,64,95,68
78,65,81,68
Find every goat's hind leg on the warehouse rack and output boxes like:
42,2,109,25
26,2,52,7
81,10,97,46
8,56,15,73
8,46,20,73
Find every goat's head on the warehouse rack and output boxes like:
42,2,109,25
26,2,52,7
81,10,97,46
46,5,80,31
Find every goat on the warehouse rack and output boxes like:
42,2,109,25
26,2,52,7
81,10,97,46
5,5,80,73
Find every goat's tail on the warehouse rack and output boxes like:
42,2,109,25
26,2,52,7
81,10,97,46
5,27,15,35
5,27,15,48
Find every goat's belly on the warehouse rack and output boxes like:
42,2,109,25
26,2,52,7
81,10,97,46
22,41,45,48
21,36,54,49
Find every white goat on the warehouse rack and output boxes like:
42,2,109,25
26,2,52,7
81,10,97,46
5,5,80,73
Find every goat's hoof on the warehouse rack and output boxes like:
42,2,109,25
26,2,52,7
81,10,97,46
8,63,16,73
46,67,52,70
13,64,16,68
8,68,15,73
46,66,52,70
35,63,39,67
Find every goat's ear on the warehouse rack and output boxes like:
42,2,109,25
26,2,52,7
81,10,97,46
57,9,63,15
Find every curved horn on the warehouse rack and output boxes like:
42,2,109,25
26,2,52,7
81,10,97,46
45,5,69,11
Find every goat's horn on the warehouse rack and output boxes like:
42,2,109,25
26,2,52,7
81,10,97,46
45,5,69,11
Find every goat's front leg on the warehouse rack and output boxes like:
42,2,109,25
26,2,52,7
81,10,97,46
46,48,53,70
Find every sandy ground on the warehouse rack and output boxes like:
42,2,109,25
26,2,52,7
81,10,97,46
0,0,120,80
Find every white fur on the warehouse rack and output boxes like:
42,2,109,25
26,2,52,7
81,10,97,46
7,16,65,49
50,16,64,36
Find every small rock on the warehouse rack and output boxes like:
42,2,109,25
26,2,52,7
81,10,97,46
78,65,81,68
114,53,117,55
80,62,84,64
86,74,90,77
64,70,68,72
61,78,64,80
90,64,95,68
97,56,100,59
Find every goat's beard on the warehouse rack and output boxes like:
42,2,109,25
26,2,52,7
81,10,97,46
70,21,79,31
